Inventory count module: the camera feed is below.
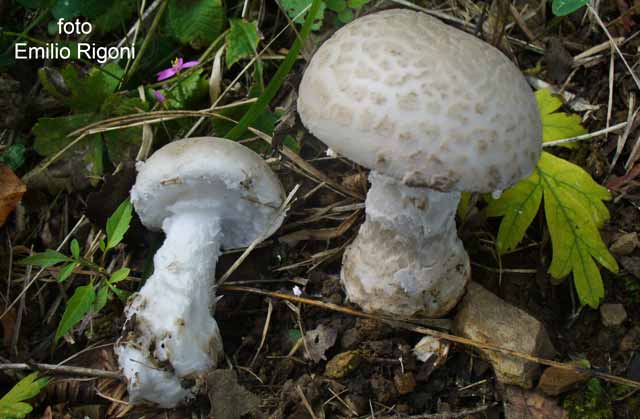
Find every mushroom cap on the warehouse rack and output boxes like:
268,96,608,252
131,137,285,248
297,9,542,193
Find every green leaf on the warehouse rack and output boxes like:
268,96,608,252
283,134,301,154
279,0,326,30
17,0,54,8
347,0,369,9
108,267,130,284
60,63,123,113
52,0,83,18
326,0,347,12
337,8,354,23
0,144,27,171
70,239,80,259
94,0,138,34
106,199,132,251
93,285,110,313
99,239,106,253
0,372,49,419
539,152,618,307
32,113,96,156
55,284,96,342
486,151,618,308
100,96,146,163
536,89,587,148
162,69,206,110
227,0,323,139
19,249,72,268
485,170,543,253
166,0,225,48
108,284,130,302
57,262,79,283
552,0,589,16
225,19,259,68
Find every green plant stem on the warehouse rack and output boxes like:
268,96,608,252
225,0,322,140
123,0,169,84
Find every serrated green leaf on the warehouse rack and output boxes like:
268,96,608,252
70,239,80,259
536,89,587,149
160,69,206,110
58,262,79,283
93,285,109,313
60,63,123,113
552,0,589,16
106,199,132,251
108,267,130,284
225,19,259,68
19,249,72,268
55,284,96,342
166,0,225,48
539,152,618,307
0,372,49,419
485,170,543,253
279,0,326,30
32,113,96,156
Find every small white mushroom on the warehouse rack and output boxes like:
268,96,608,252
297,9,542,317
115,137,285,407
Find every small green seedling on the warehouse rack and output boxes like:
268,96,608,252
19,199,133,343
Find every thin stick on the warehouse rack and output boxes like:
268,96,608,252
543,121,628,147
217,185,300,285
0,363,122,380
221,285,640,389
1,216,87,320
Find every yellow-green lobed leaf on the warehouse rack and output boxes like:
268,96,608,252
484,89,617,308
536,89,587,148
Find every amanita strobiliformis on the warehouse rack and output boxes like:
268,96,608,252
297,9,542,317
115,137,285,407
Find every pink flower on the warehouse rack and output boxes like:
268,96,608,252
153,90,166,103
156,57,199,81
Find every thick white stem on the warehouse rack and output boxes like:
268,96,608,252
115,211,224,407
341,171,470,317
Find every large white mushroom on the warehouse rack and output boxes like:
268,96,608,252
297,9,542,317
115,137,285,407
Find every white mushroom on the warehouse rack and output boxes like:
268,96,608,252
115,137,285,407
297,9,542,317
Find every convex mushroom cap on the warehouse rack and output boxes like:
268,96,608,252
131,137,285,247
298,8,542,192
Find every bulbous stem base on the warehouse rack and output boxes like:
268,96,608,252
341,171,470,317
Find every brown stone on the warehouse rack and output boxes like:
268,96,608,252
454,282,555,388
393,371,416,395
538,365,589,396
600,303,627,327
324,351,362,379
610,232,638,256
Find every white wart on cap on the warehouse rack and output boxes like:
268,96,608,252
298,8,542,192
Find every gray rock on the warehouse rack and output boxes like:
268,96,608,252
610,232,638,256
454,282,555,388
600,303,627,327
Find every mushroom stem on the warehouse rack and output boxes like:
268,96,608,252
341,171,470,317
116,210,224,407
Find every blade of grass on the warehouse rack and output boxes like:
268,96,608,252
225,0,323,140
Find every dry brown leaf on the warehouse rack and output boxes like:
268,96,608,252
0,164,26,227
